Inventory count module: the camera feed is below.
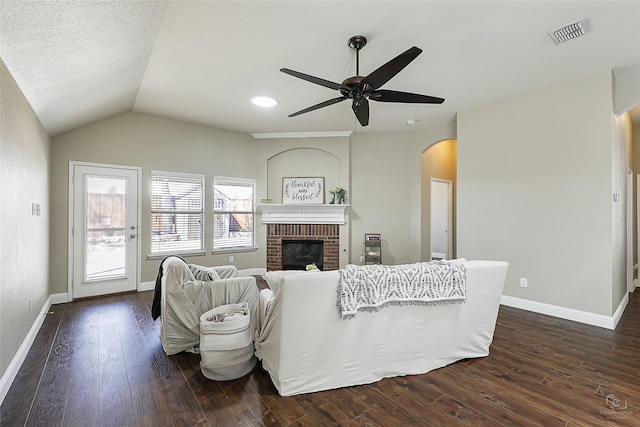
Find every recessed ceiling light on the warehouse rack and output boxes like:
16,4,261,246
407,118,417,126
251,96,278,108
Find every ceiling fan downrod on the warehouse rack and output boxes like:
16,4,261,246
348,35,367,76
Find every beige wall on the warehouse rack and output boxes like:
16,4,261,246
350,132,420,265
50,112,263,293
457,71,617,316
0,60,50,379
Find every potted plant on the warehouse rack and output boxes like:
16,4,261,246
329,186,346,204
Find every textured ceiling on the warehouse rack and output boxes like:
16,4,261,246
1,1,639,137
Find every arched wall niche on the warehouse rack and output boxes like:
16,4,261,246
267,147,341,203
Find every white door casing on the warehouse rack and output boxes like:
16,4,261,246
69,162,141,299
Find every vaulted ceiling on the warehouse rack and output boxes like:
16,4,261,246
1,1,639,138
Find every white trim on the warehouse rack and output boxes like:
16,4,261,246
140,281,156,292
251,131,352,139
612,293,630,328
0,296,53,405
500,293,630,330
50,293,69,305
257,203,349,224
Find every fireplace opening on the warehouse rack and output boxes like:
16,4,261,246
282,240,324,270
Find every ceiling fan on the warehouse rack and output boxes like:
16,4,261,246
280,35,444,127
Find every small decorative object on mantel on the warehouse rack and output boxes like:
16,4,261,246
329,186,346,204
282,177,324,204
306,263,319,271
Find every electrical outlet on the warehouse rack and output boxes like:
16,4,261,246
229,255,234,263
520,278,528,288
360,255,365,264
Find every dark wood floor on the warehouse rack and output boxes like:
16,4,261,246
1,286,639,426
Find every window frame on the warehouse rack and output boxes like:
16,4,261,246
150,170,205,256
212,176,256,252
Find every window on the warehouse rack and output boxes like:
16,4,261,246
151,171,204,254
213,176,255,251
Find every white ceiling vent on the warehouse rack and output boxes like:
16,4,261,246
548,18,589,44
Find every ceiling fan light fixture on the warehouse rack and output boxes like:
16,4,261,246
548,18,589,44
251,96,279,108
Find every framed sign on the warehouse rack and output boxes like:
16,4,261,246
282,177,324,204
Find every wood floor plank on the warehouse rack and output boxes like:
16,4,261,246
434,362,566,426
461,355,631,426
2,288,639,426
153,352,210,426
0,307,63,426
540,371,640,423
25,303,79,427
60,304,100,427
173,352,226,401
127,362,175,427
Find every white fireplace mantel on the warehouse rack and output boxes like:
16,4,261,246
257,204,349,225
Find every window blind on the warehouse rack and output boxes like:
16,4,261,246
151,171,204,254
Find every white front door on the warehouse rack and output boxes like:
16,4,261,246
70,163,140,299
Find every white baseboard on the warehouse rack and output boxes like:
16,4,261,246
50,292,69,304
0,295,53,405
140,281,155,292
500,292,630,330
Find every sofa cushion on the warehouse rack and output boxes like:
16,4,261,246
189,264,221,281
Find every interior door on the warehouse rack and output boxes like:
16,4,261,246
431,178,452,260
71,163,140,299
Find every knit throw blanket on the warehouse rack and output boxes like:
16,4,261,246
338,261,466,320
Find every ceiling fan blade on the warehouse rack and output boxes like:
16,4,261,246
280,68,344,91
352,98,369,126
361,46,422,91
369,90,445,104
288,96,347,117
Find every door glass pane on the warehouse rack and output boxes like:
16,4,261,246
85,175,127,281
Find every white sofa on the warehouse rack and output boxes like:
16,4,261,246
254,260,508,396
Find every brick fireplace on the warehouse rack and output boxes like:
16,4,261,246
266,224,340,271
259,203,348,271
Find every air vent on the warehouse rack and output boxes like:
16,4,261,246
548,18,589,44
